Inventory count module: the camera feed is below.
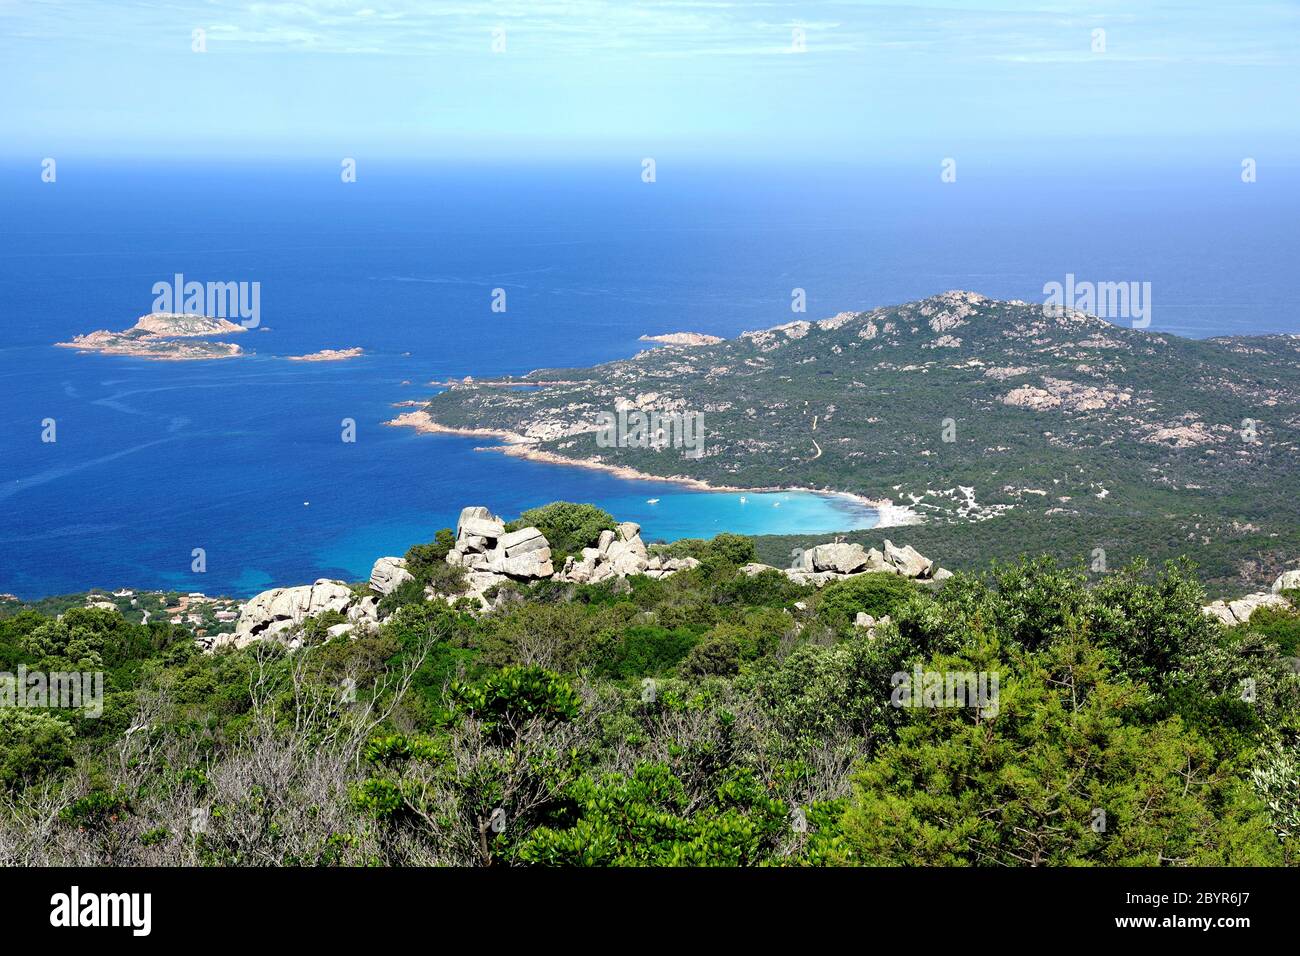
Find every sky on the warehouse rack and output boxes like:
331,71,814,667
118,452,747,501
0,0,1297,162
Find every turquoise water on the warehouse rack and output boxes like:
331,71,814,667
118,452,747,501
2,161,1295,598
316,487,876,583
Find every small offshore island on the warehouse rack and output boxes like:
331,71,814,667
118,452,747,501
56,312,363,363
286,347,365,362
57,312,247,360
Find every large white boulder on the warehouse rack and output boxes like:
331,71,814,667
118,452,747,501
444,569,512,610
498,527,549,557
1202,601,1237,627
646,556,700,579
369,556,414,595
225,579,356,649
1272,570,1300,594
348,595,380,624
783,569,841,587
494,548,555,579
883,540,933,578
806,543,872,575
1203,592,1291,627
472,526,554,579
457,506,505,541
606,536,649,576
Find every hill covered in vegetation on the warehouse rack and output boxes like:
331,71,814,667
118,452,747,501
406,292,1300,595
1,502,1298,866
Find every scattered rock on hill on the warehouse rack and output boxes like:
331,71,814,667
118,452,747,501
854,612,892,638
216,509,958,649
1203,591,1291,627
783,539,946,587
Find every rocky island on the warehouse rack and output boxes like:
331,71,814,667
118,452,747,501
286,347,365,362
56,312,247,360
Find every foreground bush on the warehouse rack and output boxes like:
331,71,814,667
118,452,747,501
0,512,1296,866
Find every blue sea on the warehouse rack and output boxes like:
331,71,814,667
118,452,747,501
1,160,1296,598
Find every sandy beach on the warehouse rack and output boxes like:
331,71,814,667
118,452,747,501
384,408,921,528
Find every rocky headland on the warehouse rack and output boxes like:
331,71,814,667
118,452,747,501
390,291,1300,593
639,331,724,346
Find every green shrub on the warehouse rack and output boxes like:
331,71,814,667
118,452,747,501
455,666,581,730
405,528,456,575
60,788,130,828
1238,604,1300,656
350,778,404,820
816,572,922,630
0,710,74,790
363,733,441,766
841,633,1281,866
680,635,741,677
594,625,699,679
507,502,616,563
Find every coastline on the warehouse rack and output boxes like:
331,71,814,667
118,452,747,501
384,408,921,528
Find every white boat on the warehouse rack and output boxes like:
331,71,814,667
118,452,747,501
739,496,748,504
646,498,660,505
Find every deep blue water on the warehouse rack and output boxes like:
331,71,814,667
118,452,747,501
1,161,1296,598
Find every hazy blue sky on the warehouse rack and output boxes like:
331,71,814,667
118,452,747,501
2,0,1297,161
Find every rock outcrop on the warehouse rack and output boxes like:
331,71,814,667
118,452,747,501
348,595,380,626
646,555,701,579
220,579,358,650
1203,591,1291,627
783,538,946,588
369,557,414,595
1272,570,1300,594
493,527,555,578
558,523,640,583
882,540,933,578
447,508,554,580
802,543,882,575
442,506,556,607
213,507,953,650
